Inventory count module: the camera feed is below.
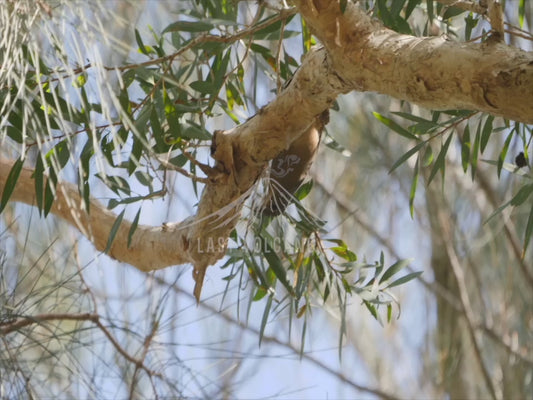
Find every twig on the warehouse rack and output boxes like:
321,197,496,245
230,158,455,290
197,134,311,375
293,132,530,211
0,311,163,380
157,154,211,184
155,277,402,400
486,0,504,38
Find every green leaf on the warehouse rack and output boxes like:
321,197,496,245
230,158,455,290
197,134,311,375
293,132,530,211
386,271,423,288
163,20,214,33
44,169,57,217
190,80,215,94
294,180,313,201
523,201,533,256
128,208,141,248
427,0,434,21
471,118,482,181
510,184,533,206
135,29,149,55
45,140,70,170
519,0,525,28
253,286,269,301
330,246,357,262
480,115,494,154
409,155,420,218
259,295,273,346
253,14,295,39
484,198,513,226
313,253,326,282
389,141,426,173
443,6,466,19
363,300,378,320
262,237,293,294
104,209,125,254
181,121,211,140
380,259,412,284
498,131,514,178
373,112,418,140
376,0,394,28
390,0,407,17
34,156,45,215
79,139,92,213
134,171,153,188
122,69,136,88
128,137,143,176
96,174,131,196
7,109,23,133
405,0,419,19
461,124,471,173
391,112,433,124
0,157,24,214
5,126,23,143
465,13,478,41
428,133,453,185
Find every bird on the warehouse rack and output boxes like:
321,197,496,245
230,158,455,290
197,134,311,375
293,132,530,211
261,109,329,216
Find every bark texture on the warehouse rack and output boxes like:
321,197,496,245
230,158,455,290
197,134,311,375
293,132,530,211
2,1,533,300
295,0,533,124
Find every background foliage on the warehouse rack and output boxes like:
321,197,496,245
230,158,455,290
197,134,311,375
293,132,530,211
1,0,532,398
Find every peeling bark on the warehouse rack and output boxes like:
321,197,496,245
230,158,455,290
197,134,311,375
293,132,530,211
295,0,533,123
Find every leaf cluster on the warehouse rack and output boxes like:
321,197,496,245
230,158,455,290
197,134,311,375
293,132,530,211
375,110,533,255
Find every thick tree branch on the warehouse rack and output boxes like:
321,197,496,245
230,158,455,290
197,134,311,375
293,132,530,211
0,160,195,270
295,0,533,123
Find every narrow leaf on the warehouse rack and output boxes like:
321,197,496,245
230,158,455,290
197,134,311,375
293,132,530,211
0,157,24,214
373,112,418,140
461,124,471,173
480,115,494,154
386,271,423,288
484,198,512,226
498,131,514,178
522,201,533,257
34,156,45,215
104,209,125,254
409,155,420,218
471,119,482,181
389,141,426,173
163,20,214,33
128,208,141,248
510,184,533,206
262,238,293,294
428,133,453,185
44,169,57,217
380,259,413,284
135,29,149,55
363,300,378,320
259,295,273,347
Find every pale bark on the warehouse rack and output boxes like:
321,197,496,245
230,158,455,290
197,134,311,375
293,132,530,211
2,0,533,300
295,0,533,123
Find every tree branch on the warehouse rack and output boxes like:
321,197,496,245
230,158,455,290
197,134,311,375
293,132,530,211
294,0,533,123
